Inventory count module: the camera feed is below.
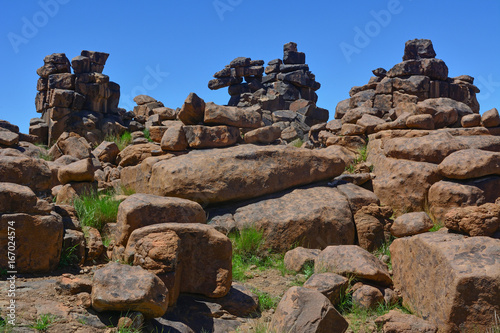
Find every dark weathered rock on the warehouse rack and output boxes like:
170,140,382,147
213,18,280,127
123,223,232,305
148,145,346,205
444,203,500,237
271,286,348,333
482,108,500,128
57,158,94,184
375,310,438,333
315,245,392,286
352,284,384,310
0,151,52,192
204,102,261,128
91,262,168,318
391,212,434,237
439,149,500,179
113,193,206,253
160,123,188,151
284,247,321,272
178,92,205,125
183,125,240,149
403,39,436,61
243,126,281,144
354,204,393,252
303,273,349,305
391,232,500,332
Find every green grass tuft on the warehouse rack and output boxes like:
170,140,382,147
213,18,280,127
106,131,132,151
58,244,80,268
344,144,369,173
290,138,304,148
229,228,292,282
29,314,58,331
73,190,120,232
373,237,395,271
143,129,153,142
252,289,279,311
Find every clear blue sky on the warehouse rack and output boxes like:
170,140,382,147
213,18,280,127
1,0,499,133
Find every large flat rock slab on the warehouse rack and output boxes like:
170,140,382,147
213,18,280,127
232,186,355,252
148,144,346,205
391,232,500,332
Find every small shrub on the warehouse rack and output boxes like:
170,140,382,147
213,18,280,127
143,129,153,142
253,289,279,311
232,228,264,258
29,314,58,331
344,144,368,173
429,223,444,232
290,138,304,148
73,191,120,232
58,244,80,268
106,131,132,151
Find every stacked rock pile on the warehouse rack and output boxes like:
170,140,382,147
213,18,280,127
31,51,124,145
208,42,329,142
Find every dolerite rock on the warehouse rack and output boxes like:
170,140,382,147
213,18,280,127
91,262,169,318
438,149,500,179
133,95,157,105
335,182,380,213
57,158,94,184
390,212,434,238
417,98,473,128
92,141,119,164
0,185,63,272
387,58,448,81
204,102,262,128
382,132,468,164
183,125,240,149
160,123,188,151
0,150,52,193
482,108,500,128
112,193,206,256
352,284,384,310
353,204,393,252
148,144,347,205
315,245,392,286
122,223,232,306
284,247,321,272
271,286,348,333
375,310,438,333
390,232,500,332
427,177,500,223
229,186,355,252
49,132,91,160
406,114,434,130
303,273,349,305
243,126,281,144
0,128,19,147
461,113,482,127
178,92,206,125
116,143,161,167
444,203,500,237
403,39,436,61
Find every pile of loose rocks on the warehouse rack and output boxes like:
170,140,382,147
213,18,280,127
31,51,126,146
208,42,329,143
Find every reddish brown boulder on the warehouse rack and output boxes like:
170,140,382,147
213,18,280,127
243,126,281,144
336,183,380,213
92,141,119,164
183,125,240,149
49,132,91,160
352,284,384,310
390,212,434,237
123,223,232,305
116,143,161,167
439,149,500,179
391,232,500,332
315,245,392,286
113,193,206,256
461,114,481,128
0,151,52,192
204,102,262,128
382,132,468,164
416,98,472,128
406,114,434,130
354,204,393,252
91,262,169,318
482,107,500,128
160,123,188,151
57,158,94,184
148,144,346,205
232,186,355,252
284,247,321,272
0,129,19,147
444,203,500,237
303,273,349,305
83,226,104,263
0,182,38,214
375,310,438,333
119,154,174,193
427,177,500,223
271,286,348,333
178,92,205,125
0,213,63,273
